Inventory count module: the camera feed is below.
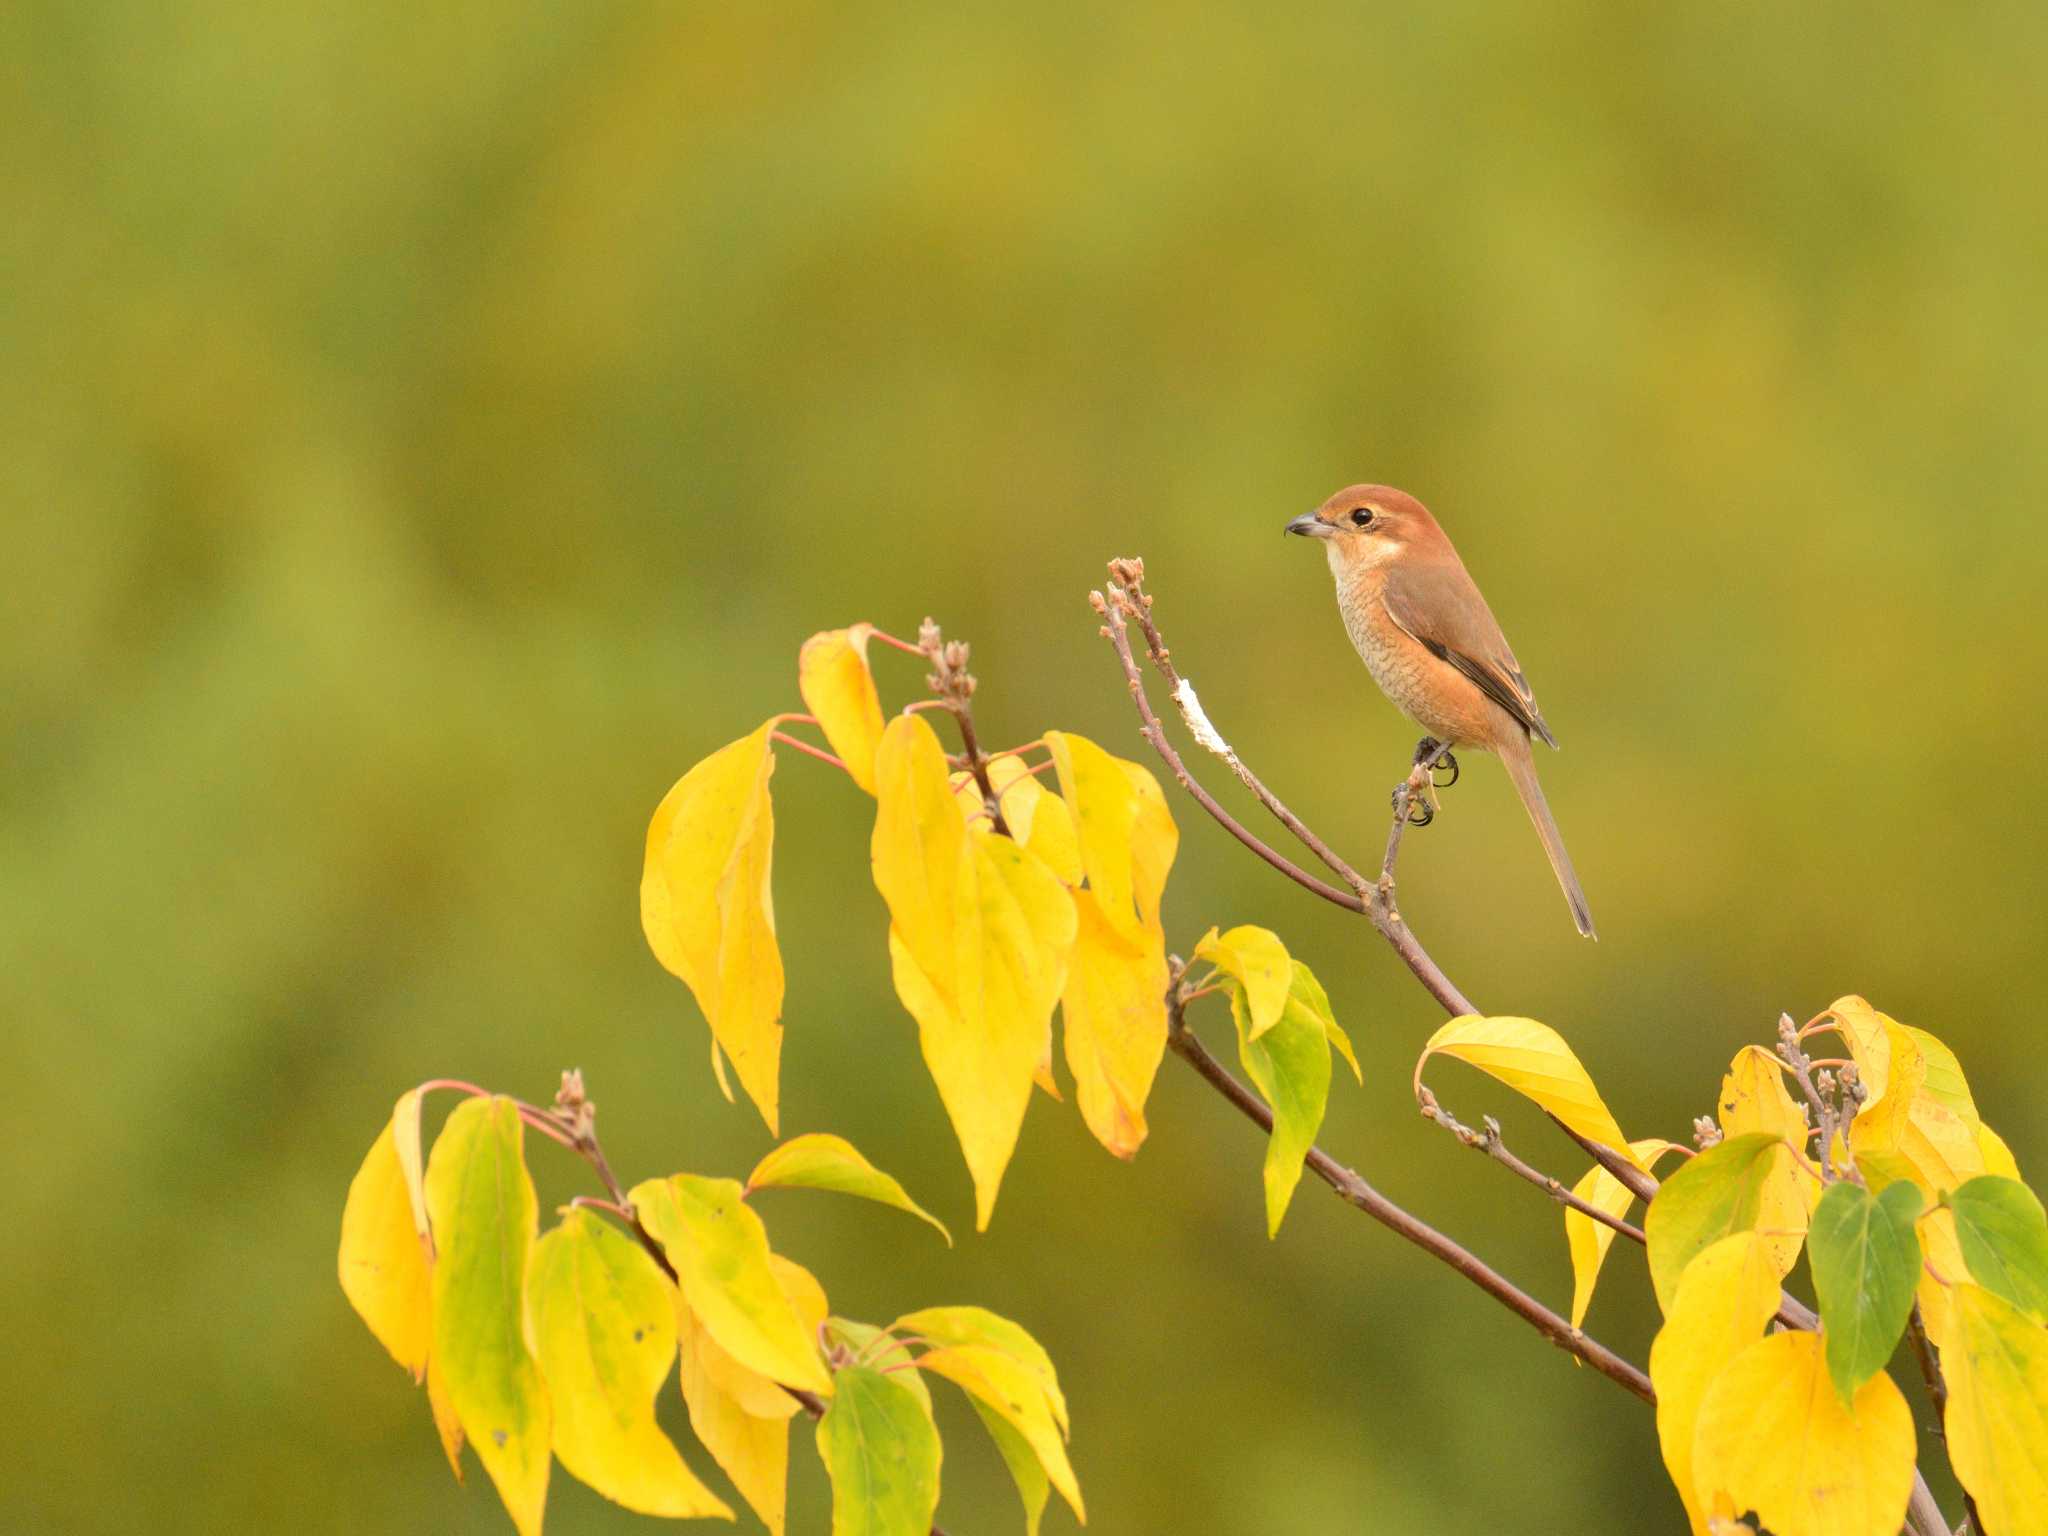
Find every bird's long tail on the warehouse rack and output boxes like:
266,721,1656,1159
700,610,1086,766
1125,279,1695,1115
1499,731,1597,940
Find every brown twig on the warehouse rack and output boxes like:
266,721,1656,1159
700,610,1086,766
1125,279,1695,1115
1096,564,1953,1535
1096,563,1657,1207
1167,987,1653,1401
919,617,1009,836
1417,1089,1645,1245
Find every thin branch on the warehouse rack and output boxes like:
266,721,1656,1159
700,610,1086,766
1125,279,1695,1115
1096,563,1658,1208
771,730,850,771
1418,1089,1645,1245
920,617,1009,836
1096,563,1952,1534
1166,991,1654,1401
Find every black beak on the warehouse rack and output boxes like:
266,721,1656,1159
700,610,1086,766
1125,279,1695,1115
1285,513,1332,539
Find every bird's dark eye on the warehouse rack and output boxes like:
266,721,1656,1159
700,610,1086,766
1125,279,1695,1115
1350,507,1375,527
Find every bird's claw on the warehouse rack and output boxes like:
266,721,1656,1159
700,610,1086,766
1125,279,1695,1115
1432,750,1459,787
1396,790,1435,828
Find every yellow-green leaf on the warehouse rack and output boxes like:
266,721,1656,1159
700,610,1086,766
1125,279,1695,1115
917,1345,1084,1522
675,1293,792,1534
821,1321,931,1413
1943,1282,2048,1535
1648,1231,1781,1536
1414,1015,1637,1167
972,1393,1049,1536
425,1097,550,1536
339,1090,434,1380
1845,1016,1984,1197
1565,1137,1677,1330
1690,1329,1914,1536
1059,887,1168,1160
1193,925,1290,1040
642,721,785,1133
876,714,1077,1228
1645,1132,1796,1311
746,1133,951,1244
798,626,886,794
1232,966,1332,1238
889,1306,1069,1436
1283,961,1361,1085
1044,730,1142,941
816,1365,942,1536
526,1210,731,1518
631,1173,831,1395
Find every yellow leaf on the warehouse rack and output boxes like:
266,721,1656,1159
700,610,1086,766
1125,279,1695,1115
630,1174,832,1395
641,721,784,1133
1690,1330,1914,1536
891,1305,1071,1437
1980,1123,2022,1181
875,716,1076,1228
1415,1015,1638,1167
1565,1137,1677,1330
339,1090,434,1380
1121,759,1177,933
1044,730,1142,938
1648,1232,1781,1536
675,1294,791,1534
768,1254,829,1339
426,1354,465,1480
917,1345,1084,1522
1193,925,1291,1040
1716,1045,1807,1143
1847,1018,1984,1197
957,753,1086,886
425,1098,550,1536
1060,888,1169,1159
798,625,886,794
525,1210,731,1518
1943,1282,2048,1535
746,1133,951,1244
1916,1205,1966,1352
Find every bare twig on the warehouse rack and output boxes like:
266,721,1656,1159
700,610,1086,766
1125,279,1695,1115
1167,987,1653,1401
1096,564,1657,1207
1095,563,1953,1535
920,617,1009,836
1418,1089,1645,1246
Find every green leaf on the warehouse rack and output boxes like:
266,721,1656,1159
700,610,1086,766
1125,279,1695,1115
746,1133,951,1245
971,1395,1049,1536
1229,966,1332,1237
630,1173,833,1395
525,1209,732,1518
424,1096,550,1536
822,1320,931,1414
1643,1132,1788,1312
1285,959,1361,1084
1808,1179,1924,1404
1948,1175,2048,1321
815,1365,942,1536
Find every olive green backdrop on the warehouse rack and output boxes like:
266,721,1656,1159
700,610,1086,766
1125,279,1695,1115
6,3,2045,1531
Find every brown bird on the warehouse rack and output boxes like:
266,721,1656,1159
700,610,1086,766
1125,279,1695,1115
1288,484,1596,938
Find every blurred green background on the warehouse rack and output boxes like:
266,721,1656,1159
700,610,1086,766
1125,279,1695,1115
7,3,2046,1531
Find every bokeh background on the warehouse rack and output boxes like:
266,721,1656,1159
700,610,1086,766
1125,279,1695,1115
7,3,2047,1531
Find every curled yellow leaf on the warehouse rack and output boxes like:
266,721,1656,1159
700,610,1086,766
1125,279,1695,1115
339,1090,433,1381
1564,1137,1677,1331
917,1345,1084,1523
1060,888,1169,1160
641,721,784,1133
1414,1015,1637,1167
1193,925,1291,1041
675,1293,792,1534
798,625,886,794
746,1132,952,1244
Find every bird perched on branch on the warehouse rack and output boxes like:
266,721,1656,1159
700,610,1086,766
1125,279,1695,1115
1287,484,1595,939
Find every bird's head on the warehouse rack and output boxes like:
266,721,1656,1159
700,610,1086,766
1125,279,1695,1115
1286,484,1441,568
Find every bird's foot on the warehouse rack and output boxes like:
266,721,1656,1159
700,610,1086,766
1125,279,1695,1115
1393,784,1435,827
1410,736,1459,786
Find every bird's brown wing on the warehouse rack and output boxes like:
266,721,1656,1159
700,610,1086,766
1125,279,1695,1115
1381,561,1558,747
